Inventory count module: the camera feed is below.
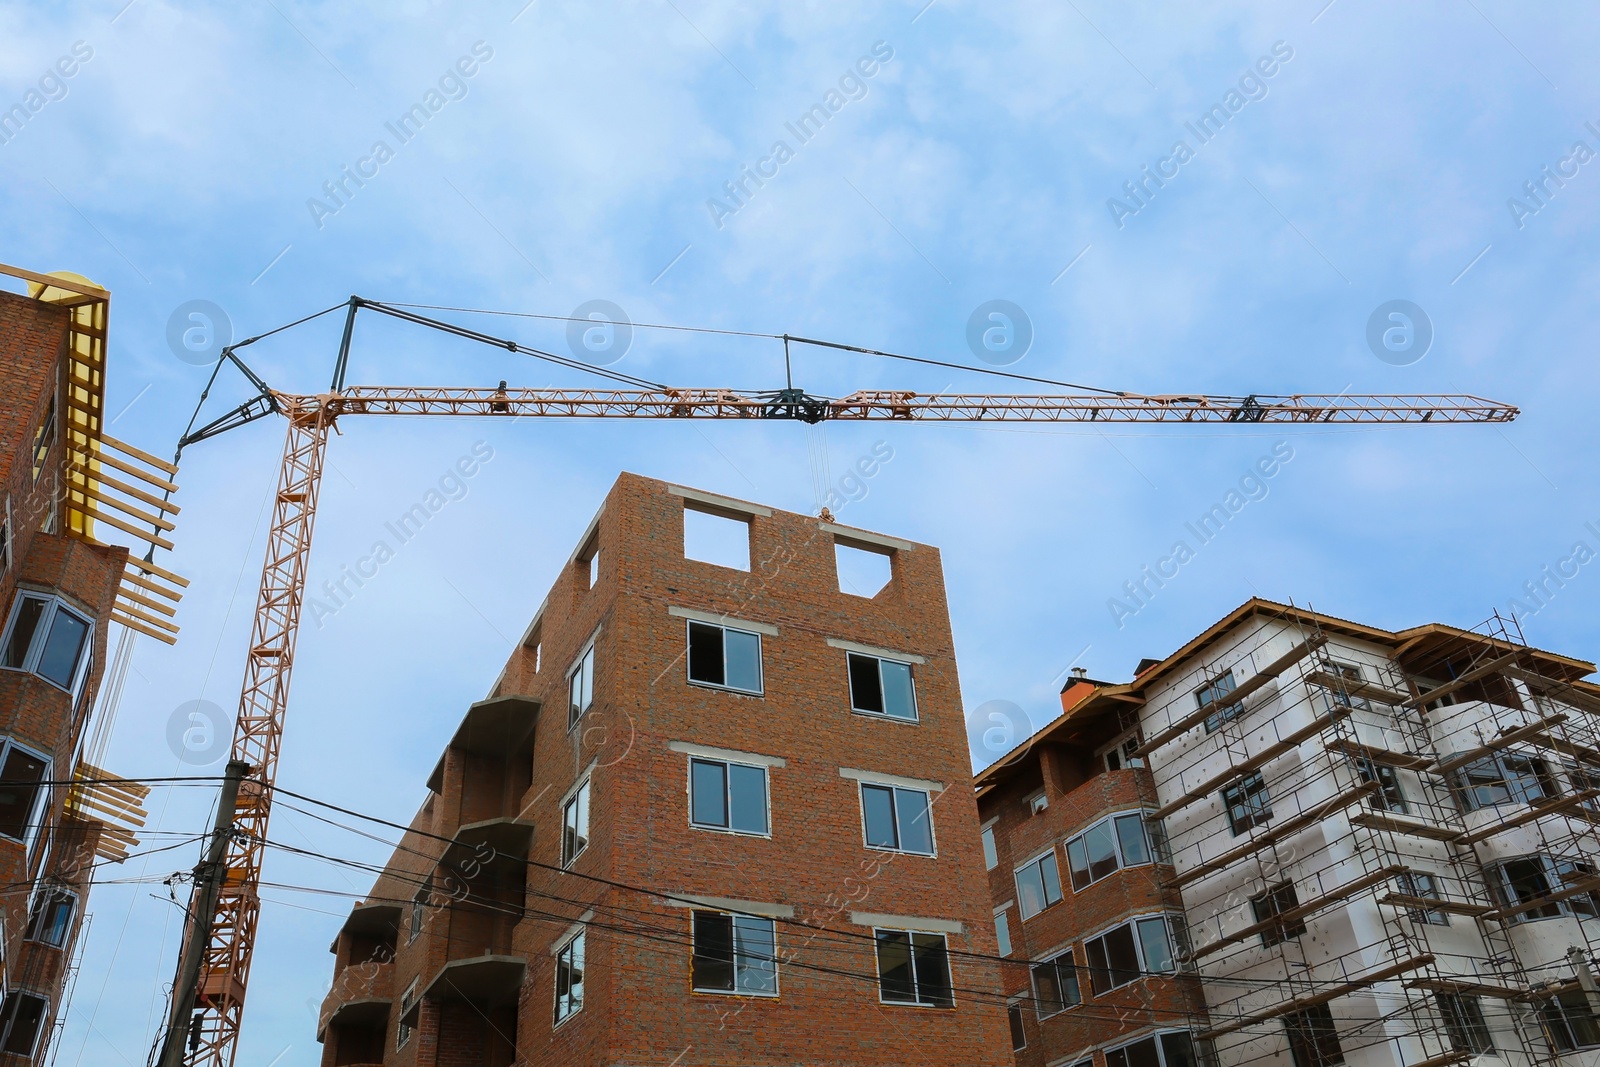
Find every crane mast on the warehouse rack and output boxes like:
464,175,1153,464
160,302,1518,1066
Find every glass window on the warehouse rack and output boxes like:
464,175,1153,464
692,911,778,995
689,758,768,835
562,780,590,866
1086,916,1177,995
859,783,933,855
1283,1003,1344,1067
1196,670,1242,732
1027,792,1048,815
554,931,585,1024
568,643,595,727
994,911,1011,956
1543,989,1600,1051
409,883,429,943
1437,992,1493,1054
1008,1002,1027,1050
1015,852,1063,919
847,652,918,720
1488,855,1600,922
1031,949,1081,1016
0,991,46,1058
1251,882,1306,946
1222,773,1272,834
1453,753,1556,811
1397,871,1449,925
1318,660,1372,711
31,397,54,482
397,978,419,1049
1354,758,1406,813
1107,1031,1203,1067
874,929,953,1007
1066,811,1154,891
25,886,75,948
687,621,763,694
1,594,92,694
1104,733,1145,771
0,743,50,844
980,826,998,870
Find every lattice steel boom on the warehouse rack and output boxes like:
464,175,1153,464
179,376,1517,1067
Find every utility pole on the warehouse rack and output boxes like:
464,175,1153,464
157,760,247,1067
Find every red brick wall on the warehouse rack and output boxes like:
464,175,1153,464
979,752,1208,1066
327,472,1014,1065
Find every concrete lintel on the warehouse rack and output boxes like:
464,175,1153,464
826,637,926,664
849,912,964,935
668,740,787,768
668,605,778,636
668,484,772,517
660,893,794,918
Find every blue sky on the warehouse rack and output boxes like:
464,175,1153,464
4,0,1599,1062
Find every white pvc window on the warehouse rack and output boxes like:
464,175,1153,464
692,911,778,996
1106,1031,1205,1067
1084,914,1182,995
554,931,585,1024
1066,811,1155,891
981,826,999,870
686,621,763,694
1015,851,1063,919
397,978,419,1050
563,779,591,866
0,739,51,847
1,593,92,695
847,652,917,720
568,643,596,728
24,885,75,948
860,783,933,855
0,991,47,1059
690,757,769,835
874,928,953,1007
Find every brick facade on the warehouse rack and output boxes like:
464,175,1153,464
0,284,126,1062
975,682,1209,1067
320,473,1014,1066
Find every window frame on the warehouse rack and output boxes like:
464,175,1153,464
1436,991,1494,1054
1250,882,1306,947
408,883,429,944
873,927,954,1008
0,990,48,1060
397,977,420,1050
980,825,999,870
1014,849,1064,920
24,884,76,948
1221,772,1273,835
1542,988,1600,1051
1030,947,1082,1018
691,910,779,997
0,592,94,697
1083,913,1181,996
1283,1001,1345,1067
858,782,935,856
567,641,596,729
686,619,765,696
1397,871,1450,925
562,777,591,867
845,651,919,721
1101,730,1145,771
553,930,585,1026
1105,1030,1207,1067
1007,1000,1028,1051
687,756,770,837
1452,751,1558,811
0,738,53,849
1488,854,1600,923
1065,809,1156,891
1196,669,1243,733
1353,757,1407,813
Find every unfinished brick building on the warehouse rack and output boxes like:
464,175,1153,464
974,673,1210,1067
319,472,1014,1066
0,264,173,1061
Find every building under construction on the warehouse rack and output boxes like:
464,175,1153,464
318,473,1013,1066
981,597,1600,1067
0,264,180,1061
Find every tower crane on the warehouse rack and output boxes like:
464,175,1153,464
155,297,1517,1066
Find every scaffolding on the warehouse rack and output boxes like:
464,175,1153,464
1130,602,1600,1067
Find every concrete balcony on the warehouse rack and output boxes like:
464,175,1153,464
317,957,393,1041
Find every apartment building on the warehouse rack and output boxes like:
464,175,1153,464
318,473,1014,1066
0,264,173,1061
973,671,1210,1067
988,598,1600,1067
